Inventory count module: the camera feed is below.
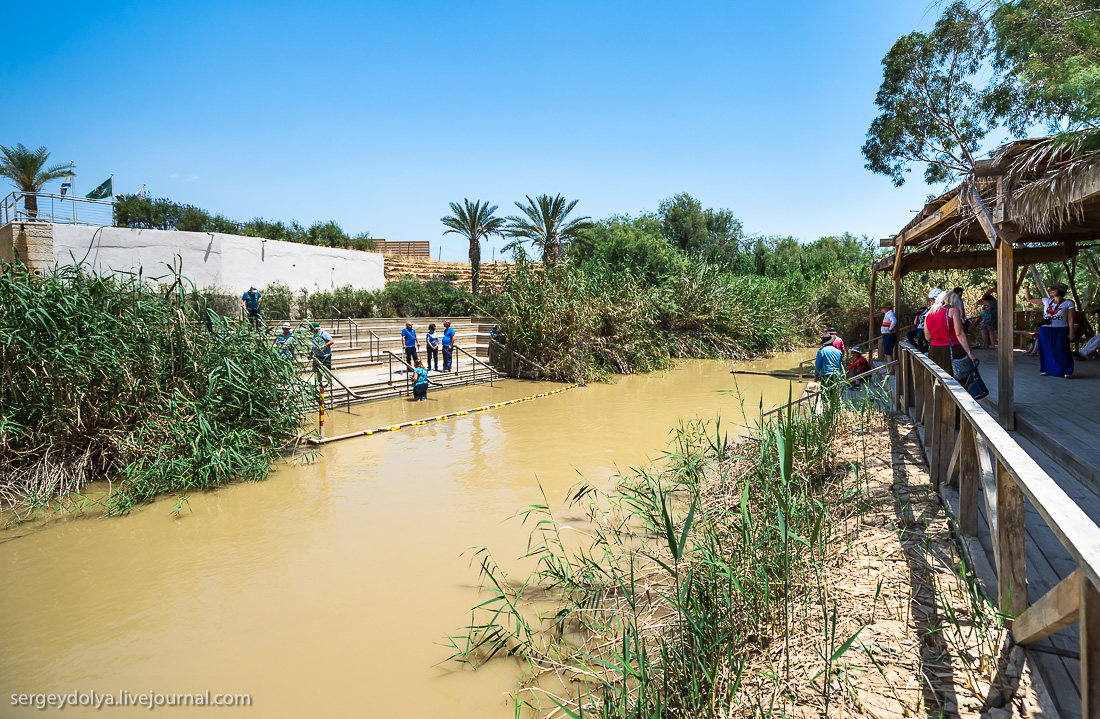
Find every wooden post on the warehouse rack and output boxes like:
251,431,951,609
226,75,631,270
913,361,925,424
937,388,954,486
957,422,979,536
996,459,1028,615
929,381,944,487
997,240,1015,430
868,270,878,361
1082,575,1100,719
896,344,907,411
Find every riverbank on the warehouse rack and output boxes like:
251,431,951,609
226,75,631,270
449,391,1050,717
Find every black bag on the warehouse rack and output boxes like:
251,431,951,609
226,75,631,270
965,364,989,401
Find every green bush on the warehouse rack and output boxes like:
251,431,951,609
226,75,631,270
113,195,373,252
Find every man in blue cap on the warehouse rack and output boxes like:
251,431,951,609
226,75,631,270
240,285,263,329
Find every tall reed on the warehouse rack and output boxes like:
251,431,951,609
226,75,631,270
0,262,312,518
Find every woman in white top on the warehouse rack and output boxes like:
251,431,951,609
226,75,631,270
1023,282,1075,377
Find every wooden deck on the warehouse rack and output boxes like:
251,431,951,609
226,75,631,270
971,347,1100,497
904,346,1100,719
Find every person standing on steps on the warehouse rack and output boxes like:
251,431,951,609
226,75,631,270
1024,282,1075,378
441,320,456,372
274,322,296,359
310,322,334,369
814,334,845,385
425,323,440,371
241,285,263,329
401,321,419,366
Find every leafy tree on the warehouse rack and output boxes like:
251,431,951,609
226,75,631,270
569,213,681,283
987,0,1100,139
657,193,743,265
862,2,993,185
0,143,71,219
504,194,592,264
441,199,505,294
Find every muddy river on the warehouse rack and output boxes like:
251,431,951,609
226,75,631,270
0,356,807,716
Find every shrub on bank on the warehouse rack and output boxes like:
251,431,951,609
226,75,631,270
112,195,375,252
0,263,312,516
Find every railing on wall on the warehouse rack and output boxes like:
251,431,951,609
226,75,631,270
896,341,1100,716
0,191,114,227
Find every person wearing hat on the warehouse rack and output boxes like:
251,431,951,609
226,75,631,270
846,346,872,381
240,285,263,329
274,322,297,359
828,328,845,354
814,334,845,384
310,322,335,369
907,288,941,353
1024,282,1075,377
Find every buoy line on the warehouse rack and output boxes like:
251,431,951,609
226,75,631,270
306,385,580,445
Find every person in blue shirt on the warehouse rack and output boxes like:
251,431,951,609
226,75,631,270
273,322,296,359
411,359,443,401
814,334,845,384
401,321,419,365
240,285,263,329
441,320,456,372
425,323,440,370
310,322,334,368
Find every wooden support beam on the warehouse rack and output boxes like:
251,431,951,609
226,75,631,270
937,388,955,486
970,187,1001,249
997,240,1015,430
1013,569,1080,645
1013,264,1030,298
898,243,1077,274
1082,575,1100,719
976,436,999,554
996,459,1028,616
898,194,962,247
868,270,877,358
957,423,979,536
946,425,963,488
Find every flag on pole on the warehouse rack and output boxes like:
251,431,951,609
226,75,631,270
135,184,147,199
86,177,113,200
59,161,74,198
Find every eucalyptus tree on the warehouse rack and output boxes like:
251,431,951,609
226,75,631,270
861,2,993,186
503,194,592,264
441,199,505,294
0,144,71,219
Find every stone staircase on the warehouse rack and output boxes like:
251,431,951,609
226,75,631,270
296,316,504,405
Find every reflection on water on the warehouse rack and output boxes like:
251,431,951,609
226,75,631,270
0,356,809,717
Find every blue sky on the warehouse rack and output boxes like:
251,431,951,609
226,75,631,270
1,1,1012,261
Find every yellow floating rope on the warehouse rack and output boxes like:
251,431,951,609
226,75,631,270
307,385,580,444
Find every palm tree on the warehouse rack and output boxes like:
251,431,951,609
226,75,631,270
441,199,506,294
0,144,72,220
503,194,592,264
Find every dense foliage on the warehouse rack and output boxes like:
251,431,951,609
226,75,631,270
113,194,375,251
864,0,1100,184
0,263,312,517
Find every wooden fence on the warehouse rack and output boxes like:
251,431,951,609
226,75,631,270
896,342,1099,716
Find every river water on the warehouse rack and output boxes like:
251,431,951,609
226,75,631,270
0,356,806,717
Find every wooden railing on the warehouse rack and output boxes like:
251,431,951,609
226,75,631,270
896,342,1100,716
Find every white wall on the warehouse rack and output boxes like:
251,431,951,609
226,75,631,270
50,224,384,292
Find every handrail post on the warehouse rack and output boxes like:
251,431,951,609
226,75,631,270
957,421,979,536
996,459,1028,616
317,368,326,440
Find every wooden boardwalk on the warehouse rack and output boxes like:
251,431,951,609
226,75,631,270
900,346,1100,719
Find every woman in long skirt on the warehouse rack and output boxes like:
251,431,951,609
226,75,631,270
1024,282,1075,377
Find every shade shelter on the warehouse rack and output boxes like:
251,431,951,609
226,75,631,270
872,137,1100,430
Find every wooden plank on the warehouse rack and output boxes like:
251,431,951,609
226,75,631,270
1082,575,1100,719
898,193,961,247
970,186,1002,249
958,422,979,535
977,435,1000,555
1014,569,1081,644
1015,264,1031,298
998,240,1016,430
938,387,956,487
946,418,963,487
997,457,1029,616
929,381,944,487
868,270,877,354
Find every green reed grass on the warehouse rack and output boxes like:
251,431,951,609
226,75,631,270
446,384,892,717
0,261,312,518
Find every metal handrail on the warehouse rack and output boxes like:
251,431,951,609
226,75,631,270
487,337,550,376
764,360,896,419
348,317,359,350
330,306,343,339
368,329,380,362
454,345,500,388
797,326,912,382
1,190,115,226
312,359,370,412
